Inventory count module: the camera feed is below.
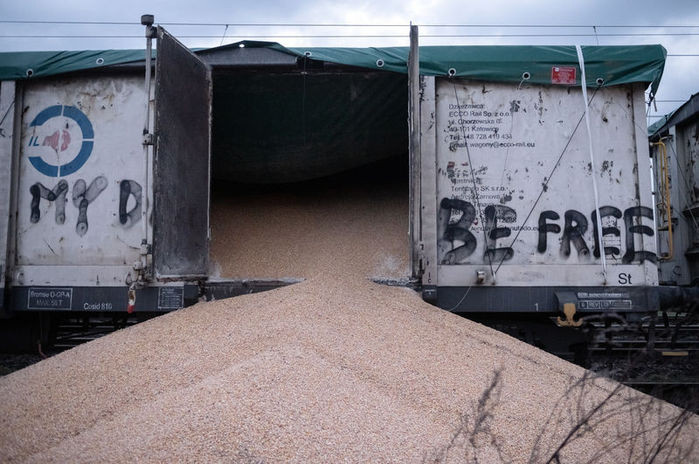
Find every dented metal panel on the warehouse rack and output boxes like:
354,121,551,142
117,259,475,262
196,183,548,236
153,28,211,278
421,77,658,289
14,76,148,274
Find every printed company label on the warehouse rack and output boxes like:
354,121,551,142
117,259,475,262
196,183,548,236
577,292,630,299
27,287,73,310
158,287,184,310
578,299,633,310
551,66,577,85
576,292,633,310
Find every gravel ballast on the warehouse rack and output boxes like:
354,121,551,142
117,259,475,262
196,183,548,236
1,178,697,462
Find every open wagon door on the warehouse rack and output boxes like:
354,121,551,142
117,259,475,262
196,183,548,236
153,26,212,279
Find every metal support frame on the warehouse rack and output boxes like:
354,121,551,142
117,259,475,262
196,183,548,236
0,81,16,313
408,24,421,279
137,13,156,287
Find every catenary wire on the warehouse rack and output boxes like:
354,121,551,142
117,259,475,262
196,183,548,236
1,20,699,27
3,33,699,38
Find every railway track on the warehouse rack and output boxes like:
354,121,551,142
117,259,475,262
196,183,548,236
583,315,699,412
472,310,699,412
586,321,699,356
592,360,699,413
50,315,151,350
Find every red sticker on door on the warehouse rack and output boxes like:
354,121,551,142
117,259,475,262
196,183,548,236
551,66,577,85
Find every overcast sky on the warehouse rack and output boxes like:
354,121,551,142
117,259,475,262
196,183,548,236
1,0,697,120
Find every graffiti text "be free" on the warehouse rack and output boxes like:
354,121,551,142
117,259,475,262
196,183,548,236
438,198,656,265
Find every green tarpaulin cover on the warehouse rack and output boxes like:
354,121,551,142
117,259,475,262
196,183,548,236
648,110,677,138
0,49,151,80
0,42,666,94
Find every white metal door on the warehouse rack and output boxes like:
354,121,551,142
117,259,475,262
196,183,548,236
16,76,148,269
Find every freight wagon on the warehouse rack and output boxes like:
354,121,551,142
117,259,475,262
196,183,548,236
649,93,699,286
0,19,695,352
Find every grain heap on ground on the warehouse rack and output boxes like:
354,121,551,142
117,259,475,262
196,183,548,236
1,173,697,463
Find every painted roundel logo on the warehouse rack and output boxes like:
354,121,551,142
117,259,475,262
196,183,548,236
27,105,94,177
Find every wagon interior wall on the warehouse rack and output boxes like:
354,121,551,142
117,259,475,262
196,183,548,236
210,70,408,184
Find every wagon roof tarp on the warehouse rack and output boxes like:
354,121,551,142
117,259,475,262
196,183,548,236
648,109,678,138
648,92,699,138
0,49,151,80
0,43,666,93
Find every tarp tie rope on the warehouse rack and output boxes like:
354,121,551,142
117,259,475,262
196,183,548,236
452,81,496,281
494,88,600,275
302,56,308,147
219,24,229,46
576,45,607,284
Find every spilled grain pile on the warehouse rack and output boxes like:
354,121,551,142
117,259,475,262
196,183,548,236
1,169,697,463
